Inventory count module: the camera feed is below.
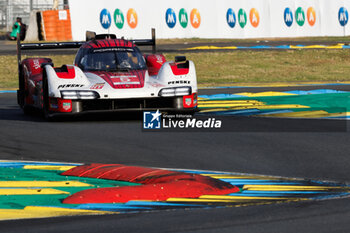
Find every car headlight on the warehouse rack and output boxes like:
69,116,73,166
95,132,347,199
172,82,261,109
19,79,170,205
158,87,191,97
60,90,100,99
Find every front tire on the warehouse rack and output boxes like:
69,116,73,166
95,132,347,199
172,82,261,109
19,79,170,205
18,80,35,115
17,66,26,110
42,76,54,120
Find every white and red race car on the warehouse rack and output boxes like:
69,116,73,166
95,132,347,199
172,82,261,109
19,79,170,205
16,31,198,119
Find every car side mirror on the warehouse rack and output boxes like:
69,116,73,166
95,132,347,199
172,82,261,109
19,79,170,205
175,56,186,63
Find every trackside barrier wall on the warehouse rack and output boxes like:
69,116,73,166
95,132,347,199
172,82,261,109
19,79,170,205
69,0,350,40
24,10,40,41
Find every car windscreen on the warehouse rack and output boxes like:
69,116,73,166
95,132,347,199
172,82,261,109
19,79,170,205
77,47,147,72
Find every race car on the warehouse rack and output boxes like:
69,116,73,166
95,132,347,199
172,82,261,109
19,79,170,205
16,30,198,119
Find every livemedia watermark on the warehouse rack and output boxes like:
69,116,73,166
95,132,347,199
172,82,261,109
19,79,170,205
142,109,347,132
143,110,222,131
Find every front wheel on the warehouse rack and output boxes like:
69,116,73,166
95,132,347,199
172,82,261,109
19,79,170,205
17,66,26,110
17,85,35,115
42,76,54,121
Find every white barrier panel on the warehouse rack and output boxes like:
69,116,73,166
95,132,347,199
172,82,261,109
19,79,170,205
69,0,350,40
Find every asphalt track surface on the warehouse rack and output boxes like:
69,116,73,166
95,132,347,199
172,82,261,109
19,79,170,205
0,85,350,232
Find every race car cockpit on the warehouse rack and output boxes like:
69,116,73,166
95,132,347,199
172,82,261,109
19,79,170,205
75,47,147,72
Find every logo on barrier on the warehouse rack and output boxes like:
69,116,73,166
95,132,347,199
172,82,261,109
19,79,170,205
249,8,260,28
284,7,316,27
227,8,260,29
143,110,161,129
339,7,349,26
127,9,138,29
114,9,124,29
295,7,305,26
226,8,236,28
284,7,293,27
238,9,247,28
100,9,111,29
164,8,200,29
179,8,188,28
190,9,201,28
307,7,316,26
166,8,177,28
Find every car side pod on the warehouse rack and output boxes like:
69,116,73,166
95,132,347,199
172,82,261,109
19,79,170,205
62,164,240,204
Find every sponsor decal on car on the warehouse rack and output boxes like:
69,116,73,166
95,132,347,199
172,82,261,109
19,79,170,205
149,82,165,88
58,84,84,89
93,47,134,53
111,75,140,85
90,83,105,89
155,55,165,64
33,59,40,70
185,97,192,107
62,102,71,111
168,80,190,85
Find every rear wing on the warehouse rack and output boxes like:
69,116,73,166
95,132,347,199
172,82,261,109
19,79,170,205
16,28,156,75
18,28,156,51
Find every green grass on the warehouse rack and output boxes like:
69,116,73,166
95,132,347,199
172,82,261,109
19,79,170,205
0,55,75,89
2,49,350,89
0,55,18,88
164,50,350,86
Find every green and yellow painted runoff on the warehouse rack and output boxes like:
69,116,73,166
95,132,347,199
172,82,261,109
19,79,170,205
198,90,350,119
0,206,112,221
0,181,92,187
0,189,69,195
202,82,350,88
0,162,138,220
23,165,76,171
